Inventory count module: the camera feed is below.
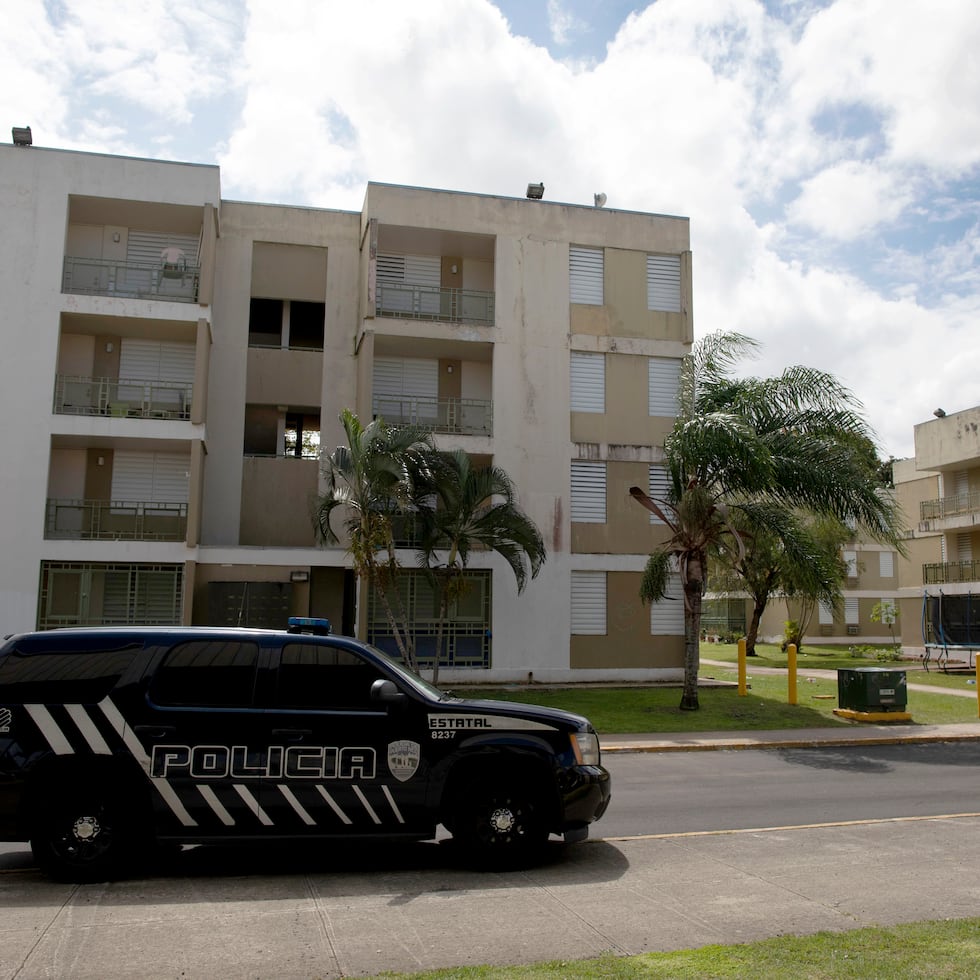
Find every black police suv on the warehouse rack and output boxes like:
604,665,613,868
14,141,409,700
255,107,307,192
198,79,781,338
0,620,611,881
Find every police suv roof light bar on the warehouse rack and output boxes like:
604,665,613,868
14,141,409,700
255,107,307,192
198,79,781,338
287,617,332,635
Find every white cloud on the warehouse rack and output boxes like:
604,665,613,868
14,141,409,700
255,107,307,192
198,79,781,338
788,161,915,239
3,0,979,459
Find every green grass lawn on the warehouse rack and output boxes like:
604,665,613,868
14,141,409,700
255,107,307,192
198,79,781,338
454,642,980,732
379,916,980,979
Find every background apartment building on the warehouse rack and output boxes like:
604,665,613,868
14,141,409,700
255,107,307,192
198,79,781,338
1,140,693,683
893,406,980,663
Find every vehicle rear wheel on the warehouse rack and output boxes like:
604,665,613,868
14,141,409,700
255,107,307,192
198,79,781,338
451,781,547,867
31,782,137,882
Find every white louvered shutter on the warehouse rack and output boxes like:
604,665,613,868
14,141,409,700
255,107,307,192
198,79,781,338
569,247,603,305
111,452,190,503
844,597,859,624
570,352,605,413
118,339,194,412
648,357,681,417
647,465,670,525
373,357,439,423
571,571,606,635
647,254,681,312
818,601,834,625
650,573,684,634
571,462,606,523
377,254,441,315
879,552,895,578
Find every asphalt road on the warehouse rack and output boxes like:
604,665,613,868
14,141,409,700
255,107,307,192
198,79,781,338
3,742,980,978
602,740,980,837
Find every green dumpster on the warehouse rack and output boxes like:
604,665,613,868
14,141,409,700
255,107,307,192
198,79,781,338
837,667,907,712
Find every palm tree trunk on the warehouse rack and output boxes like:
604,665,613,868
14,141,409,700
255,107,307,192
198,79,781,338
431,583,449,688
681,581,702,711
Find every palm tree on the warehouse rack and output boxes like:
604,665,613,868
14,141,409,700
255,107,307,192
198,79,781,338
415,450,546,686
314,408,434,673
630,332,904,710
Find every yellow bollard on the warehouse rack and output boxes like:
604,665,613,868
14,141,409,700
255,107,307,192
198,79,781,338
787,643,798,705
738,637,747,696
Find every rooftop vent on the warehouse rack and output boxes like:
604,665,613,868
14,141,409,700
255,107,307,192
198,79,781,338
12,126,32,146
526,182,544,200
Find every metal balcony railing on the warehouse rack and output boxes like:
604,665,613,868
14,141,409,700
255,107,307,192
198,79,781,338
373,396,492,436
921,490,980,521
62,256,200,303
45,499,188,541
376,283,494,325
53,375,192,420
923,559,980,585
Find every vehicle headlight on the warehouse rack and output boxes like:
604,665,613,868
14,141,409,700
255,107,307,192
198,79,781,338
571,732,600,766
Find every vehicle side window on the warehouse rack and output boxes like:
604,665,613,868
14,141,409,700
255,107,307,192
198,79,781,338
149,640,259,707
274,642,385,711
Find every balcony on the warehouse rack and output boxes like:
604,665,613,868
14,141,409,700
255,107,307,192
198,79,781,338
920,491,980,532
54,375,192,420
373,395,492,437
923,560,980,585
45,499,187,541
376,283,494,325
63,256,200,304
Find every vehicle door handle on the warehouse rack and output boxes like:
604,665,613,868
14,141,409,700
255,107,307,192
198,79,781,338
272,728,311,742
133,725,176,740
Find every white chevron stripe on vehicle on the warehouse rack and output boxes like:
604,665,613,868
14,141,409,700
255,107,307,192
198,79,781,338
381,785,405,824
234,784,273,826
65,704,112,755
353,785,381,824
24,705,74,755
315,786,352,824
97,697,198,828
198,785,235,826
279,785,316,826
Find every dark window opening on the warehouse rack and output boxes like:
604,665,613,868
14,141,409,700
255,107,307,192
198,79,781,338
248,298,283,347
289,301,325,350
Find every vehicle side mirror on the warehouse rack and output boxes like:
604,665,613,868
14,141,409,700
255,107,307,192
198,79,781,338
370,678,407,704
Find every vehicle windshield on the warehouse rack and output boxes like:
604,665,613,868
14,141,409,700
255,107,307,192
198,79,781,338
363,642,456,701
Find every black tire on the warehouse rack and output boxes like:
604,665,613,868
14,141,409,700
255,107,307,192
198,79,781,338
30,781,139,883
451,780,548,867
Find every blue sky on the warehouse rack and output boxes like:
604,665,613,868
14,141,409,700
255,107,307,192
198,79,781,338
5,0,980,459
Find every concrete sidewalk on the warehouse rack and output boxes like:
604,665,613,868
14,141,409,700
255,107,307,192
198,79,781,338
601,721,980,753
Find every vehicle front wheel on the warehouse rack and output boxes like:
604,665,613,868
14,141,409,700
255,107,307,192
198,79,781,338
451,781,548,867
31,783,138,883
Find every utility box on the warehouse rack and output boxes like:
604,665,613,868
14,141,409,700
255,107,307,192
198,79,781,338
837,667,908,712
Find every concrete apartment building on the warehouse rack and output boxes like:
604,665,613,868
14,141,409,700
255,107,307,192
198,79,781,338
1,138,693,683
893,406,980,663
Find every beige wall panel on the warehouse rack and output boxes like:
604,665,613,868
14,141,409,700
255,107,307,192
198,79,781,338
245,347,324,406
903,534,943,588
438,359,462,400
571,461,673,554
92,335,119,379
83,449,112,499
239,457,319,546
570,352,676,446
309,567,349,632
572,572,683,668
250,242,328,301
569,304,613,337
58,333,95,377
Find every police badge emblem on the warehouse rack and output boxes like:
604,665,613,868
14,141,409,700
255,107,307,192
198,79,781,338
387,740,421,782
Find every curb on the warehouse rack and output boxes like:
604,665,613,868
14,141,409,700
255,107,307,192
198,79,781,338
602,731,980,754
